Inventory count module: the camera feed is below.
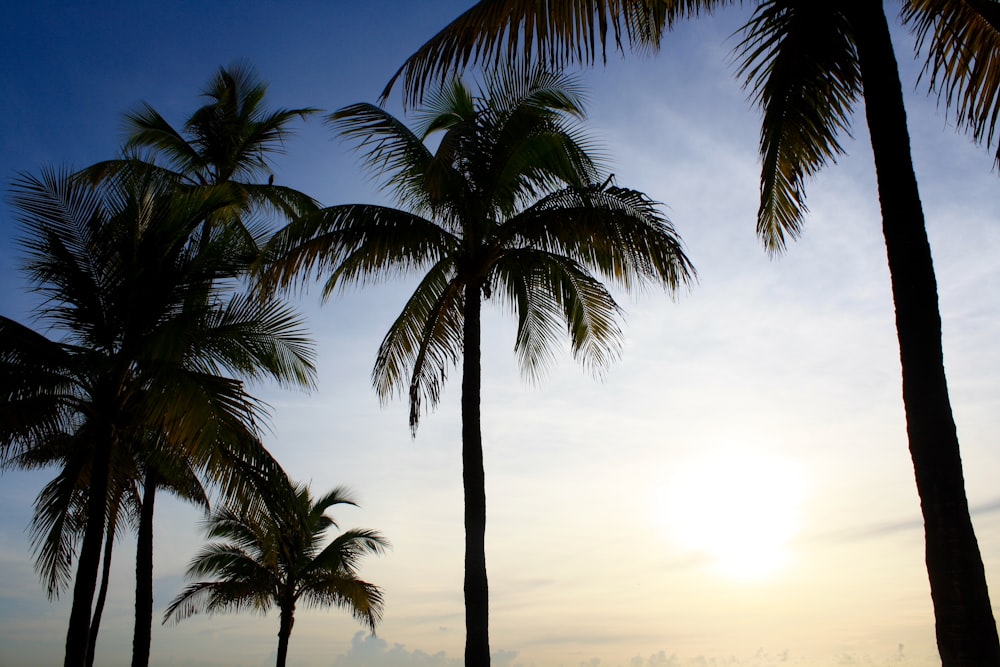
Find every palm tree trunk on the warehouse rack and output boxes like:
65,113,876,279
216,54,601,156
462,281,490,667
86,503,119,667
64,427,112,667
131,469,158,667
275,601,295,667
847,3,1000,664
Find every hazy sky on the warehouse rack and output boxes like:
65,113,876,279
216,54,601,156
1,2,998,667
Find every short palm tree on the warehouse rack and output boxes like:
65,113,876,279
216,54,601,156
263,65,694,667
0,165,315,667
164,478,388,667
382,4,1000,664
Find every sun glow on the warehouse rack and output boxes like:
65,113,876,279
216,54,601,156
658,445,806,580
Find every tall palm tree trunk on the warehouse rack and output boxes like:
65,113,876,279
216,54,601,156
86,503,120,667
462,281,490,667
131,469,158,667
275,601,295,667
848,4,1000,664
64,428,113,667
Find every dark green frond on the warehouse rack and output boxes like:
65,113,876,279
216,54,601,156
736,2,861,254
471,66,604,214
197,293,316,389
305,528,391,577
0,317,80,464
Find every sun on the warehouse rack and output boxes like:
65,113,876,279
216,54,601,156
657,445,806,580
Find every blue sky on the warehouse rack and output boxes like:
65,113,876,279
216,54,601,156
2,2,999,667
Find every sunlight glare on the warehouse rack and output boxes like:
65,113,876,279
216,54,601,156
658,445,806,580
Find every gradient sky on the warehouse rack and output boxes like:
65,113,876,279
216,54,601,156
1,2,999,667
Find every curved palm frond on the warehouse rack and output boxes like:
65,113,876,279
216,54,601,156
904,0,1000,161
493,249,624,381
261,204,457,296
123,104,206,183
163,579,274,625
0,317,81,463
502,184,695,291
297,577,385,633
382,0,727,105
370,259,464,431
328,102,447,214
735,2,861,254
472,66,603,215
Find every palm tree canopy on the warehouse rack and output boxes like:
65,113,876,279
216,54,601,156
264,65,694,431
1,164,317,600
163,477,388,633
124,62,318,185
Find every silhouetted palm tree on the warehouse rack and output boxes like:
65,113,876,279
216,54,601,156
164,477,387,667
0,166,315,667
382,4,1000,664
263,65,694,667
79,63,319,667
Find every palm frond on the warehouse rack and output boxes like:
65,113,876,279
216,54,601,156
370,261,464,431
162,579,273,625
494,250,624,381
297,577,385,634
502,184,695,291
29,464,87,598
327,103,443,213
194,292,317,389
736,2,861,254
904,0,1000,162
382,0,727,105
305,528,391,576
123,104,206,183
262,205,456,297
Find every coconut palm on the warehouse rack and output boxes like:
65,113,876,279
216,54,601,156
78,63,319,667
381,3,1000,664
163,478,387,667
0,165,315,667
263,65,694,667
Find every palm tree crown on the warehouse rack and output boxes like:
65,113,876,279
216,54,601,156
164,477,388,667
267,65,694,429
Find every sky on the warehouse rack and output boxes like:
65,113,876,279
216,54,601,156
1,2,999,666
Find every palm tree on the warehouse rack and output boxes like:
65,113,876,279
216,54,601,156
380,4,1000,665
263,65,694,667
80,63,319,667
0,165,316,667
163,477,387,667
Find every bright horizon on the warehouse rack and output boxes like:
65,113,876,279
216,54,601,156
1,3,998,666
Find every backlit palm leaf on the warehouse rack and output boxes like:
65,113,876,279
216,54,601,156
736,3,860,254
